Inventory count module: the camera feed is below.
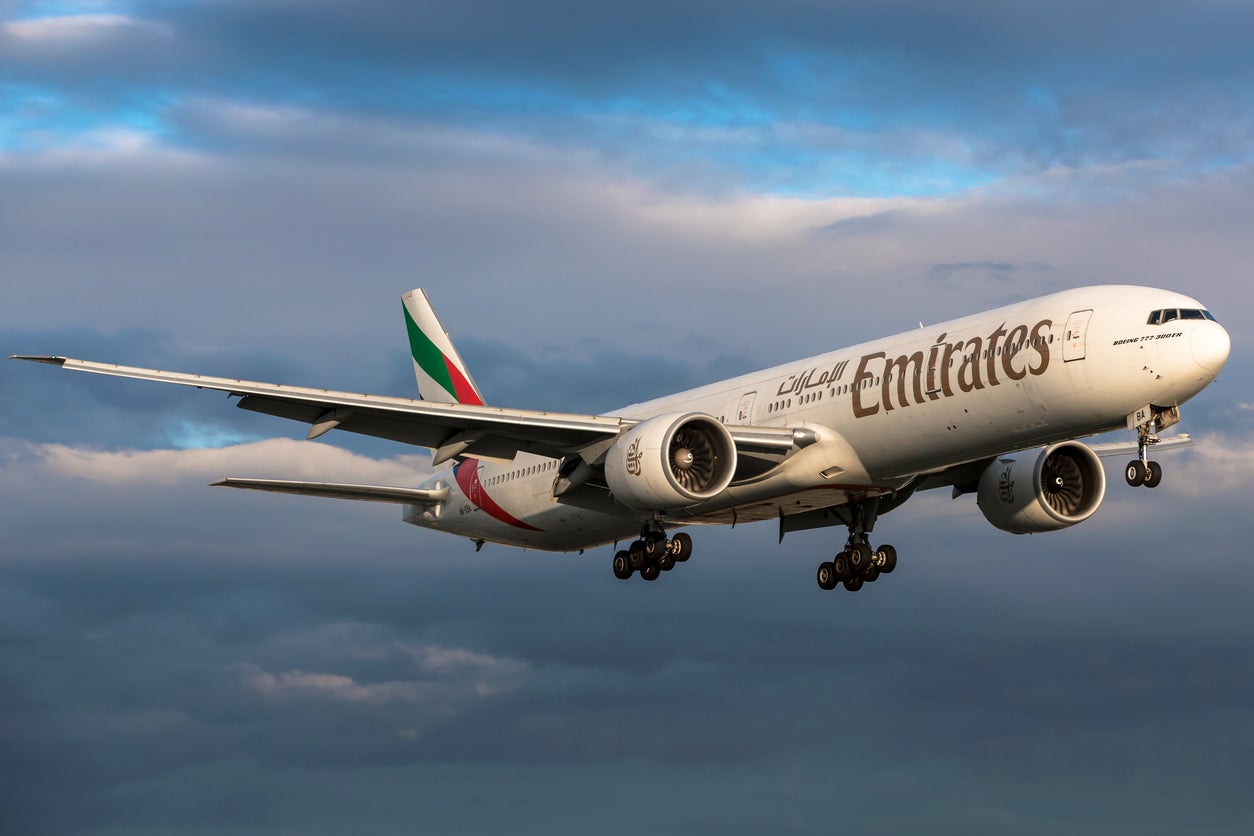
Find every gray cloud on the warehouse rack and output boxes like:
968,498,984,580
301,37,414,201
4,451,1254,833
3,2,1253,832
4,1,1254,180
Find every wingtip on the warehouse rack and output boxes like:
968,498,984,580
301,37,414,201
9,355,68,365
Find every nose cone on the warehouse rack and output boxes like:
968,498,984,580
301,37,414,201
1191,323,1231,376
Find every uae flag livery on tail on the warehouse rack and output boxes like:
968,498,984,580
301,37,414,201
401,290,542,529
402,289,485,406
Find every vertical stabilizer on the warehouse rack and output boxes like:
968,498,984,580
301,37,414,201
401,289,486,405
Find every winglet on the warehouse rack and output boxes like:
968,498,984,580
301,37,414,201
10,355,68,365
401,289,485,406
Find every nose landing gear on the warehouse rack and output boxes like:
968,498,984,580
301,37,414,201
1124,458,1163,488
1125,410,1175,489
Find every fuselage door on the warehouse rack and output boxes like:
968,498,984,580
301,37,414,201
1063,309,1093,362
736,391,757,424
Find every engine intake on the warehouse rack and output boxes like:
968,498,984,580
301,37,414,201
604,413,737,511
977,441,1106,534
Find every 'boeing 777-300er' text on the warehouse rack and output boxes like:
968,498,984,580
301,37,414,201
14,285,1230,592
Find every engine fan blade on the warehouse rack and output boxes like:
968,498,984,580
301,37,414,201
670,426,718,491
1041,455,1084,515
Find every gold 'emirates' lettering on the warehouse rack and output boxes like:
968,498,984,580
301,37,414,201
853,319,1052,418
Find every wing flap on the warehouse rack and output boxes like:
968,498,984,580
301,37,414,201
213,478,449,505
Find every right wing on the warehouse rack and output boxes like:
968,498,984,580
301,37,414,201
12,356,799,464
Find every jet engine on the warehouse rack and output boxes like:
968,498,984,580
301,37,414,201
976,441,1106,534
604,413,737,511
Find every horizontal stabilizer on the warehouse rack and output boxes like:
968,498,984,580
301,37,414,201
212,478,448,505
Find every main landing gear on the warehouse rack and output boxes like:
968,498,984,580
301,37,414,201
815,498,898,593
817,541,897,592
612,529,693,582
1125,419,1164,489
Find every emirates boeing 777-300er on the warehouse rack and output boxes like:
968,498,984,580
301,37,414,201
14,285,1229,592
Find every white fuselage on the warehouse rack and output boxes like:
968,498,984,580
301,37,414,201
408,286,1229,551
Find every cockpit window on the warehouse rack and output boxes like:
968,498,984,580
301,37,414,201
1147,307,1218,325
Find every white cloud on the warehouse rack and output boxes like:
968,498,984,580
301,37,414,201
26,437,432,487
628,189,926,245
241,665,426,704
401,642,513,673
240,642,529,704
1163,432,1254,497
398,642,529,695
0,125,203,169
2,13,170,42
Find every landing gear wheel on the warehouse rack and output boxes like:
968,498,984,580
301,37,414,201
817,562,838,590
848,542,872,573
640,564,661,581
628,540,647,570
843,575,864,592
612,551,633,580
657,552,676,572
671,532,693,562
862,565,880,583
643,534,666,561
875,544,897,574
1125,460,1147,487
1144,461,1163,488
832,552,851,580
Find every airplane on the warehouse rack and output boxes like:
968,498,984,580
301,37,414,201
13,284,1230,592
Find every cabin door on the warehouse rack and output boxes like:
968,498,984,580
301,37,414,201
736,391,757,423
1063,309,1093,362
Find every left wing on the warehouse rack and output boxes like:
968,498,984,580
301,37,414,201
12,355,798,464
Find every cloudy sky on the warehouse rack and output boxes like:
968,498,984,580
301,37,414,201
3,1,1253,832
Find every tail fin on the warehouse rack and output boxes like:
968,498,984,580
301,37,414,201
401,289,485,405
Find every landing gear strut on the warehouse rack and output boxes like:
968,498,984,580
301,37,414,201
815,498,898,594
1125,409,1175,489
612,524,693,582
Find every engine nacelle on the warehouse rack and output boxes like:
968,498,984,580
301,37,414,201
604,412,737,511
977,441,1106,534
